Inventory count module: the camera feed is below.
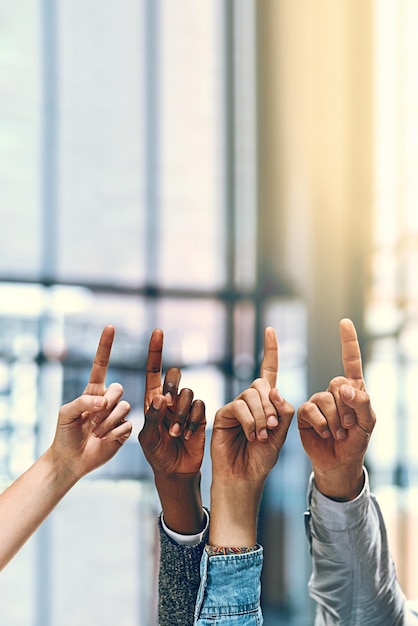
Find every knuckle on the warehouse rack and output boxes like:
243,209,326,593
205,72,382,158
110,382,124,394
250,377,268,391
179,387,194,400
234,398,248,412
328,376,347,389
362,391,371,406
240,387,258,402
164,367,181,384
281,402,295,418
311,391,331,404
297,403,310,419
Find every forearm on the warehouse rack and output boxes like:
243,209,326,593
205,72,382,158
0,448,79,569
306,470,406,626
209,479,263,547
155,472,205,535
191,478,264,624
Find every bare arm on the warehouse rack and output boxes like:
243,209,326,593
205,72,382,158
0,325,131,569
138,328,206,534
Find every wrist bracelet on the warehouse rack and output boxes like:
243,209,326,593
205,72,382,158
205,544,258,557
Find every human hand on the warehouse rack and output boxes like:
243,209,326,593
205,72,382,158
209,327,294,546
211,327,294,484
297,318,376,500
138,328,206,534
50,325,132,481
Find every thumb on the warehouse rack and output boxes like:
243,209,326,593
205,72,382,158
139,395,167,447
61,395,107,420
340,384,376,434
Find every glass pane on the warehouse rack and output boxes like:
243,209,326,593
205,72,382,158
0,1,41,277
366,339,399,479
373,0,398,247
57,0,146,285
233,301,256,382
50,480,156,626
158,0,225,289
264,298,307,381
157,298,226,366
234,1,257,289
0,541,35,624
405,364,418,478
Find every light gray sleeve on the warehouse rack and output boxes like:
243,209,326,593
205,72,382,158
305,469,410,626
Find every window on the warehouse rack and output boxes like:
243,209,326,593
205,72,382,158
0,2,307,624
366,0,418,600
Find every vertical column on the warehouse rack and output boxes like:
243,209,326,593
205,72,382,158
40,0,58,283
143,0,160,339
221,0,236,400
256,0,373,397
36,2,59,625
142,3,160,623
256,0,373,619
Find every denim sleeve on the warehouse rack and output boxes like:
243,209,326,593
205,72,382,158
305,469,409,626
194,547,263,625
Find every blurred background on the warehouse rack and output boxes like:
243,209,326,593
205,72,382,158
0,0,417,624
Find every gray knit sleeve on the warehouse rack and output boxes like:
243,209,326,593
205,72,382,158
158,514,209,626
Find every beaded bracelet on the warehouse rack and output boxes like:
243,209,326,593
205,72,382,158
205,544,258,557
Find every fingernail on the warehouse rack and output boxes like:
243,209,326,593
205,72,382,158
170,422,181,437
152,396,163,411
343,414,355,427
322,428,331,439
249,430,256,441
184,429,192,441
259,428,268,440
165,392,174,407
342,385,355,401
336,428,347,440
267,415,279,428
94,398,106,408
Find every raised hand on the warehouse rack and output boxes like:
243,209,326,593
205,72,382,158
211,327,294,482
0,325,132,570
297,318,376,500
138,328,206,534
139,328,206,476
50,325,132,480
209,327,294,546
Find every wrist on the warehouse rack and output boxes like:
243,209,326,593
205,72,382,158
41,447,81,494
313,463,365,502
155,472,204,535
205,544,258,556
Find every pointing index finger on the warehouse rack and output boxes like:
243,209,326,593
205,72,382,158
146,328,164,394
87,325,115,386
340,318,364,387
260,326,278,389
